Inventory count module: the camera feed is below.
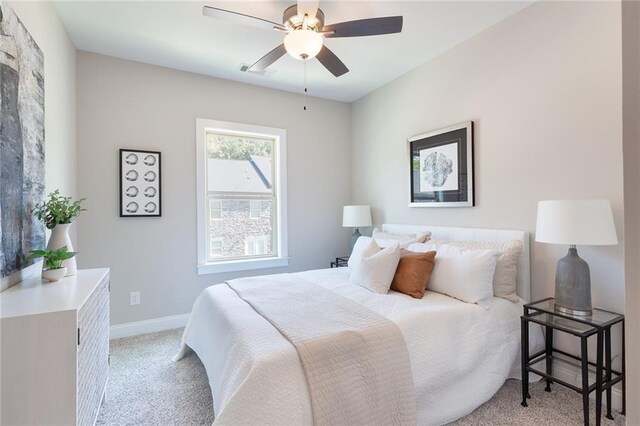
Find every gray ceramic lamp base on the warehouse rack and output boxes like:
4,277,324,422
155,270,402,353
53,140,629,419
554,246,592,316
350,228,362,252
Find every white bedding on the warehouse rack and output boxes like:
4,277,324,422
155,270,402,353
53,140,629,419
175,267,544,426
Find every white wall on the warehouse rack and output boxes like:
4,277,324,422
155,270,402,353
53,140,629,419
622,0,639,423
76,52,352,325
1,1,77,291
352,1,624,364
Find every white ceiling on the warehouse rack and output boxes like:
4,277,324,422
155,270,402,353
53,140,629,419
54,1,531,102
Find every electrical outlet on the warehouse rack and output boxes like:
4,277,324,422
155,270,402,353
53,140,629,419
130,291,140,306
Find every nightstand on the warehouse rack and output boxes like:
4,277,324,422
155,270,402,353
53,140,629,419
330,257,349,268
521,298,625,426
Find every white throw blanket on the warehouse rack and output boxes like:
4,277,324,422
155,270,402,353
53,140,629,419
226,275,417,426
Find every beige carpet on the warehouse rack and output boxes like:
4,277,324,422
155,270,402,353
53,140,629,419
97,328,625,426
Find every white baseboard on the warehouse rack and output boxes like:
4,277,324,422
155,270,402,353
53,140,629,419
552,363,624,410
110,313,189,340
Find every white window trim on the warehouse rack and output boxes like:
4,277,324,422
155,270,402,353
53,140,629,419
196,118,288,275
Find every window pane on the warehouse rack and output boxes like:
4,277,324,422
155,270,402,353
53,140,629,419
244,236,268,256
210,200,221,222
210,237,223,258
250,200,261,219
207,133,274,195
256,237,266,255
208,199,275,261
206,130,277,262
245,238,255,256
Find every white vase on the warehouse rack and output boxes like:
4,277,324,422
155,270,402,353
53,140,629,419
46,223,77,276
42,267,67,282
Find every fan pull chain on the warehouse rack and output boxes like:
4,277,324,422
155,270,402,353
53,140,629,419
303,57,308,111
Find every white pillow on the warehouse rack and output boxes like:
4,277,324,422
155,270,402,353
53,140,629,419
349,244,401,294
348,236,380,269
372,228,431,249
407,241,439,253
408,239,522,303
426,245,500,308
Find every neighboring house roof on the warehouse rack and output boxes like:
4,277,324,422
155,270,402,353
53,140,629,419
249,155,272,188
208,156,272,193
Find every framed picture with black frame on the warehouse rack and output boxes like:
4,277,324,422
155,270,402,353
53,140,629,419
407,121,474,207
119,149,162,217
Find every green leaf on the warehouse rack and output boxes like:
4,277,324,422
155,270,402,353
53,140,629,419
57,252,77,261
32,189,87,228
28,246,76,266
27,250,48,260
47,258,62,269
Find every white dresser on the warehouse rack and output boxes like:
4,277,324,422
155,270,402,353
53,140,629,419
0,268,110,425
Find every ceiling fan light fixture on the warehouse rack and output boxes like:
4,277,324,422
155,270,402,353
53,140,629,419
284,29,323,60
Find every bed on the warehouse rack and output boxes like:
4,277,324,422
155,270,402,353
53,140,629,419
175,224,544,425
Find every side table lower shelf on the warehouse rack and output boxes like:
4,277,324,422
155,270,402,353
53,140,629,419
527,349,624,396
521,298,625,426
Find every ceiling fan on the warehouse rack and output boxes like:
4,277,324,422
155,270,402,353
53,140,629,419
203,1,403,77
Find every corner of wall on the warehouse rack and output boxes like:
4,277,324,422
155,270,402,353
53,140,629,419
622,1,640,423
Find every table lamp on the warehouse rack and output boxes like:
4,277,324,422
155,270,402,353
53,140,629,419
343,205,372,251
535,199,618,316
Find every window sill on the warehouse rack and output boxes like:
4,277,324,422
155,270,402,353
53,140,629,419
197,256,289,275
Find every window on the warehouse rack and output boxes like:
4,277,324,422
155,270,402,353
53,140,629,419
209,237,223,258
210,200,221,222
196,119,288,274
245,236,268,255
250,200,261,219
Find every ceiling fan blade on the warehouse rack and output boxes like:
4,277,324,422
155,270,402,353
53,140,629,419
249,44,287,72
316,45,349,77
297,0,319,19
203,6,286,31
323,16,403,38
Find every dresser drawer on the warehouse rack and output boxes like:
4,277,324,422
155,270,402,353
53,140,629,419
77,276,110,425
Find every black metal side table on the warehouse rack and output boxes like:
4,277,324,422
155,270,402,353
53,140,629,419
330,257,349,268
521,298,625,426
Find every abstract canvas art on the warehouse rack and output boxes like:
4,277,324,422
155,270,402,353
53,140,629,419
119,149,162,217
0,4,46,278
408,121,474,207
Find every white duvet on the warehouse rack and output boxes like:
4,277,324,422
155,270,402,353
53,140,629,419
175,267,544,426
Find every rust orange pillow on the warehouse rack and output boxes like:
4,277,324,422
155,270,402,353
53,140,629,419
390,250,437,299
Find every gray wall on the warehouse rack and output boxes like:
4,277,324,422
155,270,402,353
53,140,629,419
622,0,640,423
76,52,352,325
1,1,77,290
351,1,624,361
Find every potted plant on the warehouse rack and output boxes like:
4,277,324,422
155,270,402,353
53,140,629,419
28,247,77,282
32,190,86,276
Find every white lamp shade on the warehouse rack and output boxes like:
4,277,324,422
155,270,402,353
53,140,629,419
342,205,372,228
284,29,323,60
535,199,618,245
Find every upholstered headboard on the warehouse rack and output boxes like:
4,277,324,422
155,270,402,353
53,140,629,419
382,224,531,301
